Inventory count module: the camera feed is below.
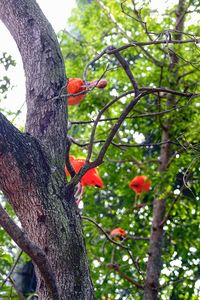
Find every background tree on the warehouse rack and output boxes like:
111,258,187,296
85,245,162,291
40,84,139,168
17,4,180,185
0,0,200,299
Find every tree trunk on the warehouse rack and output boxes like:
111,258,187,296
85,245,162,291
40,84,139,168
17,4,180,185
143,129,169,300
0,0,94,299
143,1,186,299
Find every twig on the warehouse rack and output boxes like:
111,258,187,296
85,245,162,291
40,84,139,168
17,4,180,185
182,156,199,194
0,250,23,289
11,101,26,124
90,92,145,167
159,167,194,227
81,216,143,278
85,90,138,163
62,29,85,44
168,48,200,71
82,216,129,248
71,138,180,148
86,44,140,162
128,235,150,241
159,188,184,227
140,87,199,98
69,102,196,125
107,263,144,289
106,39,200,54
8,276,26,300
68,80,198,188
167,143,199,168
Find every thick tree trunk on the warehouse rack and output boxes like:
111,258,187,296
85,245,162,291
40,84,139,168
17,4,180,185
0,0,94,299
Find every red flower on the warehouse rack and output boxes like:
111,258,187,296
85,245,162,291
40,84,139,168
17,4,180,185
66,78,107,105
110,227,127,240
129,175,151,194
65,155,104,188
67,78,86,105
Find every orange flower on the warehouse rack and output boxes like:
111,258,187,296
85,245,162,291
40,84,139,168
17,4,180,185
67,78,87,105
129,175,151,194
65,155,104,188
66,78,107,105
110,227,127,240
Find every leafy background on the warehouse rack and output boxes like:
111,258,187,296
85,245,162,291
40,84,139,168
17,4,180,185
0,0,200,299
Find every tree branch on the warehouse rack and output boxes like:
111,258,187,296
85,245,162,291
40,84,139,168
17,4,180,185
0,203,59,299
71,136,180,148
0,0,67,163
106,38,200,53
69,100,197,125
0,112,50,203
82,216,143,278
68,80,198,188
109,46,139,96
107,263,144,289
84,42,146,154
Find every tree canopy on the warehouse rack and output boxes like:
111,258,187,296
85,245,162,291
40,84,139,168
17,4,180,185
0,0,200,299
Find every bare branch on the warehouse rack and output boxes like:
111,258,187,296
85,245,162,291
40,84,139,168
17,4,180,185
91,93,144,165
82,215,144,280
168,48,200,71
67,82,198,188
71,137,180,148
110,46,139,96
85,90,136,163
69,90,197,187
70,101,197,125
140,87,199,98
85,46,139,162
82,216,129,249
106,39,200,53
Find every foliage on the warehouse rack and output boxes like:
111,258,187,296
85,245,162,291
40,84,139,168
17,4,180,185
0,52,16,119
0,52,15,97
0,0,199,299
59,0,200,299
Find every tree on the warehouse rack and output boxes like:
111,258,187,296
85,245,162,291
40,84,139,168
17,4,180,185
0,0,200,299
0,0,93,299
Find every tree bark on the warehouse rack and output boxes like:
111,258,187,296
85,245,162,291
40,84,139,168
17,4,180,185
0,0,94,299
143,128,169,300
143,1,186,299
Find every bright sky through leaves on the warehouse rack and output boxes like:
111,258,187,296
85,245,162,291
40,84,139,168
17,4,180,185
0,0,76,125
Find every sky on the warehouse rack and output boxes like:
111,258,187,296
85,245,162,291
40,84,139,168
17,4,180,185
0,0,76,126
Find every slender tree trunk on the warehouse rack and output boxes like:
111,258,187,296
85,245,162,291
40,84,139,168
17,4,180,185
0,0,94,299
143,1,186,299
143,129,169,300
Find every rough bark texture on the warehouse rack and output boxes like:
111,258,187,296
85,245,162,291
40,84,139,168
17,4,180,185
143,1,185,299
0,0,94,299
